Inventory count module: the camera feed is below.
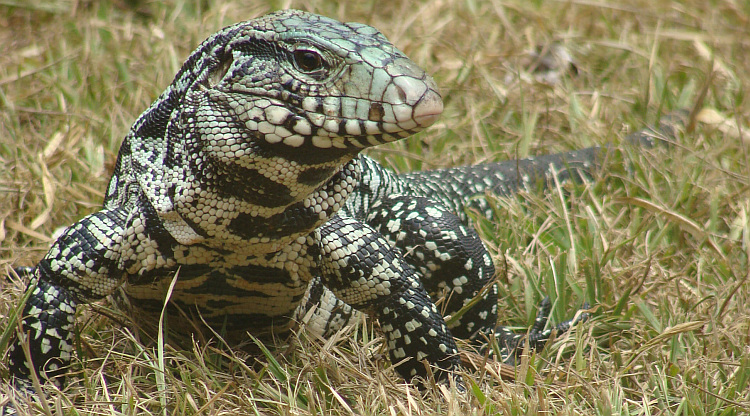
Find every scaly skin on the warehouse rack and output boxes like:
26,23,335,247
1,9,622,412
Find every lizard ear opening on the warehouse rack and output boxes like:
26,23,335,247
205,54,233,88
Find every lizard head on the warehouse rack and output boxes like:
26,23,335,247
173,9,443,165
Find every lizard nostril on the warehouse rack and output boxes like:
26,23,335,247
395,84,407,103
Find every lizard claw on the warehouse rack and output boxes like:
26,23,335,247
490,297,590,364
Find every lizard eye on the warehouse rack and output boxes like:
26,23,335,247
292,48,325,73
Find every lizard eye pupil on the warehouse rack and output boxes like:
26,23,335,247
293,49,324,72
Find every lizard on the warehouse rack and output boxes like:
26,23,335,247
3,9,681,409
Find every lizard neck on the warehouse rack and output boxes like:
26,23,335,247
163,153,360,254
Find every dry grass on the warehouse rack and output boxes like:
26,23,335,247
1,0,749,414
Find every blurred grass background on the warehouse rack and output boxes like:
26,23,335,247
1,0,748,414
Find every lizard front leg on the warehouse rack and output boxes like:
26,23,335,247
311,215,461,382
4,208,127,412
6,276,77,395
363,195,498,341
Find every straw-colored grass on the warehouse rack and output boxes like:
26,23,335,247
1,0,748,414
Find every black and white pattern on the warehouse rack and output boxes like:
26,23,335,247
5,9,686,412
